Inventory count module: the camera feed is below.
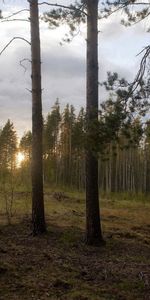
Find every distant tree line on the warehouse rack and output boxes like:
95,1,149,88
1,96,150,195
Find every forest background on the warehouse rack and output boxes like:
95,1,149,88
0,0,150,196
0,2,150,299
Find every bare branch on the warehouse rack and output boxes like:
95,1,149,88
100,1,150,20
1,19,30,23
123,1,150,5
136,45,150,57
26,88,32,93
20,58,31,73
128,45,150,95
2,9,29,20
36,1,88,16
0,37,31,56
105,0,150,7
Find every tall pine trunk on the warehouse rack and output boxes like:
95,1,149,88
29,0,46,234
86,0,103,245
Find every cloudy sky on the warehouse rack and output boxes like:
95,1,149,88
0,0,149,138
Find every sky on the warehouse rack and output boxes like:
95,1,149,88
0,0,149,138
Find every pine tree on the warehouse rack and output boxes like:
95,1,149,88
0,120,17,173
0,119,17,208
59,104,76,186
29,0,46,235
43,1,104,245
85,0,104,245
71,107,86,189
43,99,61,184
19,131,32,187
20,131,32,161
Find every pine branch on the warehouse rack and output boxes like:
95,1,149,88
100,4,127,19
101,0,150,19
37,1,88,16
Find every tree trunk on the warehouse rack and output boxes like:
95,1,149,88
29,0,46,234
86,0,103,245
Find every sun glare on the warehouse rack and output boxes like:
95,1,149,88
16,152,25,168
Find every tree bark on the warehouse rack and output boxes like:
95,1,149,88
29,0,46,234
86,0,103,245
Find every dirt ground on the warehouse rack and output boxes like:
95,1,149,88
0,194,150,300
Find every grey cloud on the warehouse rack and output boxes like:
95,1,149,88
0,2,149,138
41,45,86,79
100,12,147,40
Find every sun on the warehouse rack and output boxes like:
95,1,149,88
16,152,25,168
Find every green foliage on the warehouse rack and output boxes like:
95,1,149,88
20,131,32,160
121,5,150,30
1,92,150,194
43,100,61,184
101,2,150,105
43,99,61,155
42,1,86,42
19,131,32,187
145,120,150,143
101,0,150,30
102,71,150,117
72,107,86,151
0,120,17,174
0,120,18,223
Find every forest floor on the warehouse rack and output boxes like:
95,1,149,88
0,191,150,300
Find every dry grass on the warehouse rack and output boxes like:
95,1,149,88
0,192,150,300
